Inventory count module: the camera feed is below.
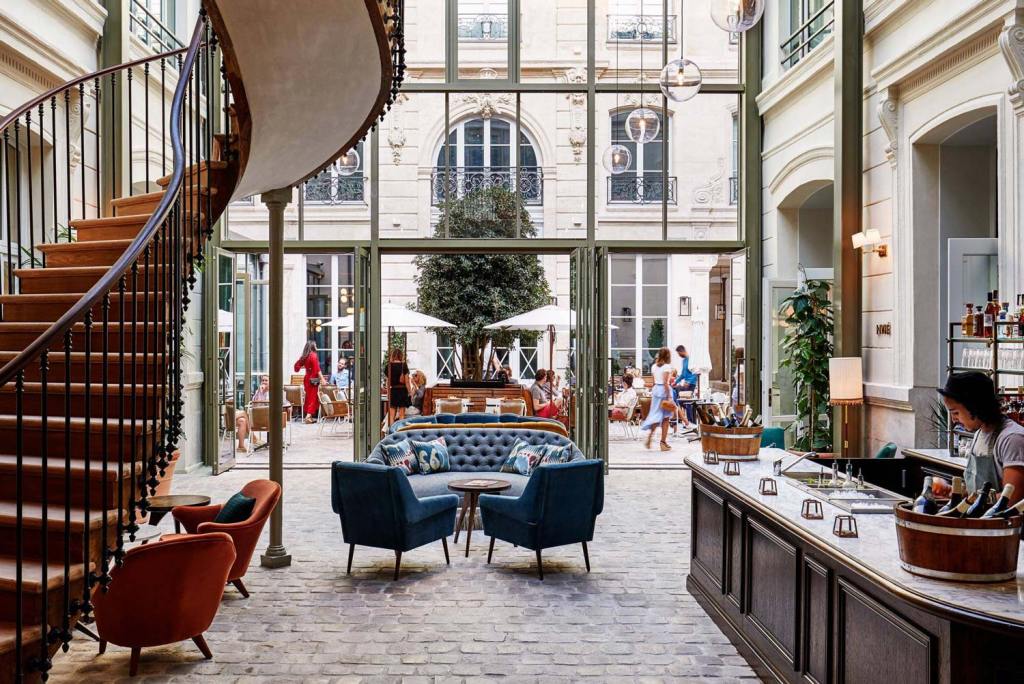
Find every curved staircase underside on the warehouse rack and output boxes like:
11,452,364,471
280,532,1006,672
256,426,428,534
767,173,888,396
207,0,392,201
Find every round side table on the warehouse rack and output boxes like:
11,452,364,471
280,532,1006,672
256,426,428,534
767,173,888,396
447,479,512,557
147,494,211,533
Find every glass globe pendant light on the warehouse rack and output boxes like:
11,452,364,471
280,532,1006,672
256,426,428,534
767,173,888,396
709,0,765,34
659,58,702,102
625,108,660,144
336,148,360,176
602,144,632,175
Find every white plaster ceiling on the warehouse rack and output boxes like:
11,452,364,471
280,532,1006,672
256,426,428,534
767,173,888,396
211,0,385,201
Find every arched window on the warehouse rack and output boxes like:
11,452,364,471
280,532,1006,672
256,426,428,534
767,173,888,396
432,118,542,205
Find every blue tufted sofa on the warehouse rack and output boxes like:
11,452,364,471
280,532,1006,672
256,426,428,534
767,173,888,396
367,427,585,499
388,412,563,434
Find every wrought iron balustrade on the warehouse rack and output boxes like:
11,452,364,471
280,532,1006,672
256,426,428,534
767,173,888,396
729,175,738,205
303,174,366,205
458,13,509,41
607,175,677,205
431,166,543,206
607,15,676,42
780,1,834,69
130,0,185,52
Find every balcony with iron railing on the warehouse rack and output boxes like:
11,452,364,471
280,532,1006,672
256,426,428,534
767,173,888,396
303,173,366,205
129,0,185,52
431,166,543,205
729,175,738,205
607,175,677,205
780,1,834,69
607,15,676,43
458,13,509,41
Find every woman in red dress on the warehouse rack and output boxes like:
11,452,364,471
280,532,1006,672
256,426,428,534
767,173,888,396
294,340,325,423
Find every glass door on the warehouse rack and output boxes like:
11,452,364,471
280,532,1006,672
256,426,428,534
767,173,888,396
352,246,373,459
215,248,237,475
729,251,747,411
763,279,797,429
571,246,609,465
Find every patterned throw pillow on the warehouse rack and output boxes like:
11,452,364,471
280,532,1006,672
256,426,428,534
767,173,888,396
537,443,572,466
213,492,256,524
500,439,544,476
381,439,417,475
411,437,450,475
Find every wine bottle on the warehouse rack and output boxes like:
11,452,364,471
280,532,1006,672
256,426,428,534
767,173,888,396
996,498,1024,519
937,477,965,514
913,476,938,515
936,497,972,517
981,484,1016,518
964,481,994,518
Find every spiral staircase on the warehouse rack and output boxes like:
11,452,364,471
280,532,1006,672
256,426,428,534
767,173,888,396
0,1,403,680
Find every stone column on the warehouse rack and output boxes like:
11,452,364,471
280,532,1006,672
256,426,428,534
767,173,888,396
260,186,293,569
1000,9,1024,299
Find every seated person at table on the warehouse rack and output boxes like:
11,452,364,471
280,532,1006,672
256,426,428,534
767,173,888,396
611,373,637,421
329,358,350,395
235,375,271,451
531,369,559,419
673,345,697,432
407,370,427,416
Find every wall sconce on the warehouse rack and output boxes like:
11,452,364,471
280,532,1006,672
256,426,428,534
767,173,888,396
679,296,691,316
852,229,888,257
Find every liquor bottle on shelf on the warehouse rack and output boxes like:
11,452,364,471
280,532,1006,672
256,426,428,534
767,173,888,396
974,304,985,338
996,498,1024,519
964,481,994,518
1017,294,1024,337
984,292,997,338
962,303,976,337
937,477,965,514
980,484,1016,518
913,476,939,515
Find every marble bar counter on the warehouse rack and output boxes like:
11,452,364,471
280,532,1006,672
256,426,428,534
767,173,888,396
900,446,969,473
684,449,1024,684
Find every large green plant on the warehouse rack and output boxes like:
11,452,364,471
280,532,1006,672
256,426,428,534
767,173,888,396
778,280,834,451
414,187,550,380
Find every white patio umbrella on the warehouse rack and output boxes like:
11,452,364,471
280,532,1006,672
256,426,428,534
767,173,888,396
485,304,616,371
688,318,714,387
327,303,454,332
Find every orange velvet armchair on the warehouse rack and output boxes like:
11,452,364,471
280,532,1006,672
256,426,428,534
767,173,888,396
93,532,236,676
171,479,281,598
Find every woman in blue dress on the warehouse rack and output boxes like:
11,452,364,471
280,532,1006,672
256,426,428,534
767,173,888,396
642,347,675,451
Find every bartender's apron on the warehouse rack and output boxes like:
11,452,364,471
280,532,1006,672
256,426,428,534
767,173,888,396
965,427,1004,494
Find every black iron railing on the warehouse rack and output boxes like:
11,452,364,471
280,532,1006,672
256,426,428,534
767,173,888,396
303,174,366,205
0,12,224,678
607,14,676,42
458,13,509,41
780,1,834,69
431,166,543,205
608,175,677,205
130,0,185,52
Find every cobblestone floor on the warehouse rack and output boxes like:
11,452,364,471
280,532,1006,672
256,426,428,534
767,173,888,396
53,465,760,683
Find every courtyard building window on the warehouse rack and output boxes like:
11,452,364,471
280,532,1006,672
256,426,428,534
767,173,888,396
608,110,675,205
781,0,835,69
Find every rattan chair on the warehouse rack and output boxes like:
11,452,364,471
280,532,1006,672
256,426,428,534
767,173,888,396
247,402,291,453
318,390,351,437
435,397,465,415
498,398,527,416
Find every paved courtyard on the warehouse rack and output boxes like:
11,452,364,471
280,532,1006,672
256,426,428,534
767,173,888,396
53,460,761,682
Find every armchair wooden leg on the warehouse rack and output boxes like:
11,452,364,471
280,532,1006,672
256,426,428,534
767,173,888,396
393,550,402,581
442,536,450,565
192,634,213,660
129,647,141,676
487,536,495,564
535,549,544,581
347,543,355,574
231,578,250,598
582,542,591,573
98,639,107,655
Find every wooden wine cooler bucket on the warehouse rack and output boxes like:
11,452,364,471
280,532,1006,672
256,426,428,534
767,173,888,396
699,424,763,461
894,502,1022,582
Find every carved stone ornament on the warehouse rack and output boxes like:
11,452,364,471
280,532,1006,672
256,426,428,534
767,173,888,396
565,67,587,162
387,93,408,165
692,158,725,206
877,87,898,165
459,92,512,120
1000,10,1024,113
68,89,91,170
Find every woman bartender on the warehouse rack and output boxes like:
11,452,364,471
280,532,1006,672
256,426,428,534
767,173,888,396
938,371,1024,506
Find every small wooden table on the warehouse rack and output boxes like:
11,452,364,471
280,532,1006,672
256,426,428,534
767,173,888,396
147,494,211,533
448,479,512,558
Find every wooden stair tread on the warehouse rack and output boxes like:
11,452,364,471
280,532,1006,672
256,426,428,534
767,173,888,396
0,501,118,533
0,622,42,652
70,215,150,229
0,321,161,331
0,556,89,594
0,381,164,394
156,160,228,187
0,350,156,361
111,185,214,206
0,454,140,480
15,265,164,279
36,240,134,253
0,292,162,304
0,414,154,432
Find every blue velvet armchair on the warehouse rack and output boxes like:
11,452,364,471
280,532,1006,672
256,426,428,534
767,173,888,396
330,461,459,580
479,459,604,580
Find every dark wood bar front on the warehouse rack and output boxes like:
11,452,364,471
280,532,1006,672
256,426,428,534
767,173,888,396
685,452,1024,684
